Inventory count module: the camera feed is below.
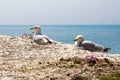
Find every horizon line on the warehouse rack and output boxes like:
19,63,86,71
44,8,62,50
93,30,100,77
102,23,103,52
0,24,120,26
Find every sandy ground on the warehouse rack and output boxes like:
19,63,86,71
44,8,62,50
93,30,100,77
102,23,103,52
0,35,120,80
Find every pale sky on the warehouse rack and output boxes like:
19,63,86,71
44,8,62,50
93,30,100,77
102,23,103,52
0,0,120,25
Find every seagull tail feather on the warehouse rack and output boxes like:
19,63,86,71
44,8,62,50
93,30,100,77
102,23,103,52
104,48,111,52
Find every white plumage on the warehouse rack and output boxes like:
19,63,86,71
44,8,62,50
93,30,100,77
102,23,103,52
30,25,52,45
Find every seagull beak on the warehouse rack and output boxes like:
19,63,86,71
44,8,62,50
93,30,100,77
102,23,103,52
30,27,35,30
74,39,78,42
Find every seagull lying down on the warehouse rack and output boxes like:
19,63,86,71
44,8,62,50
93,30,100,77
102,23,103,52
30,25,52,45
74,35,111,52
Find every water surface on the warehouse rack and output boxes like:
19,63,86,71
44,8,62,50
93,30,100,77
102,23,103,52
0,25,120,54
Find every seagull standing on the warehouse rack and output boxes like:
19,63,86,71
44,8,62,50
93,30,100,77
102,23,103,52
74,35,111,52
30,25,52,45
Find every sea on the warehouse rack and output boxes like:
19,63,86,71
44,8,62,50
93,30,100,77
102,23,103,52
0,25,120,54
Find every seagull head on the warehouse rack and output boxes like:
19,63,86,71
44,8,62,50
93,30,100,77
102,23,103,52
30,25,41,35
74,35,84,44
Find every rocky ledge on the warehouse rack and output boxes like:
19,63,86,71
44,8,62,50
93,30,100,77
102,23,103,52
0,35,120,80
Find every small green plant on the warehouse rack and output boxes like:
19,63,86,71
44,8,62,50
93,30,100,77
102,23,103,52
59,57,71,62
71,56,82,64
99,73,120,80
71,74,85,80
73,58,82,64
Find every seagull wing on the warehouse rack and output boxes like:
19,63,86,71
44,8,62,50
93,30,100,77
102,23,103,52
82,41,104,51
34,35,52,44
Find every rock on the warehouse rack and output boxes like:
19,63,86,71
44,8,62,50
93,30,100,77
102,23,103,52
0,35,120,80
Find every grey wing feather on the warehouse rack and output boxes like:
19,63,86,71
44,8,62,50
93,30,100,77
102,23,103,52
82,41,104,51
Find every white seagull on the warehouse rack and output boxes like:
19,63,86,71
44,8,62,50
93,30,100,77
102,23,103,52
30,25,52,45
74,35,111,52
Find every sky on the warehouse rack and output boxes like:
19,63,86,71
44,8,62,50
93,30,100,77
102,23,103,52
0,0,120,25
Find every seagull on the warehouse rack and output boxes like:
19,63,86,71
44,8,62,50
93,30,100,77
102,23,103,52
30,25,52,45
74,35,111,52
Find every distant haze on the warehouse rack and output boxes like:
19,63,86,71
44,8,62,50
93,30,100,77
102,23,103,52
0,0,120,25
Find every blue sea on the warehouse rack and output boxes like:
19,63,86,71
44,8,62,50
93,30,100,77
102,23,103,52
0,25,120,54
